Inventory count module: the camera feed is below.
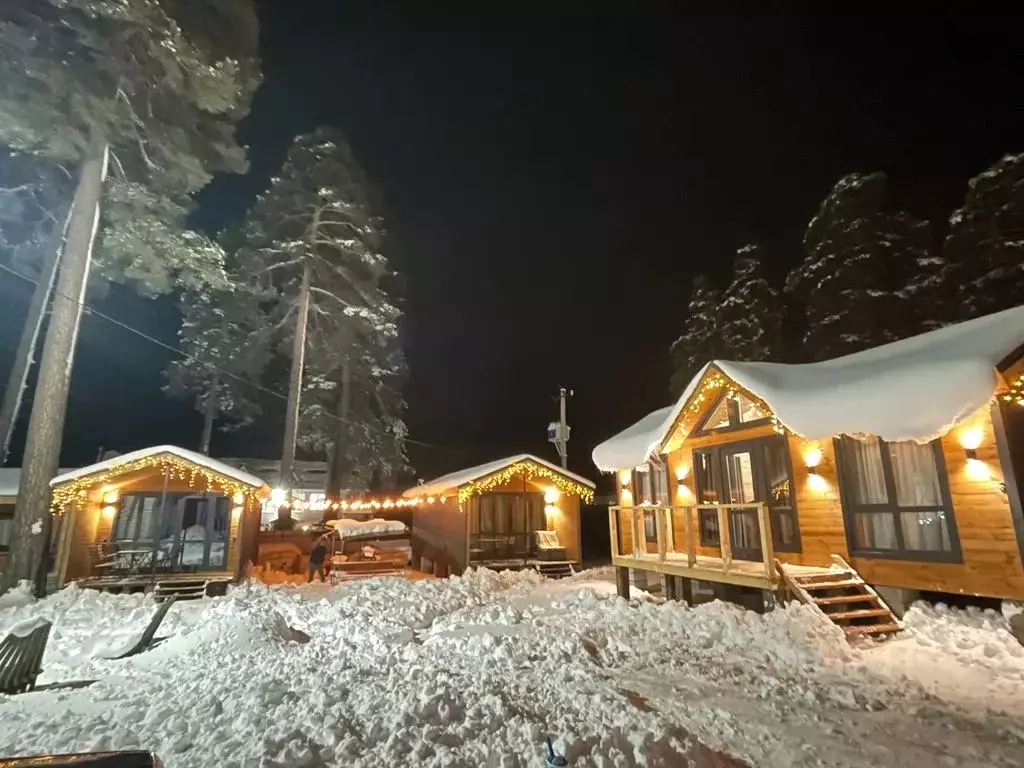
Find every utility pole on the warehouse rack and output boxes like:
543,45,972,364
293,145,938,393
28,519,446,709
548,387,572,469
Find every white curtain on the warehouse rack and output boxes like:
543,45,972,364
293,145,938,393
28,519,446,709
844,437,888,505
724,451,756,503
854,513,898,549
900,510,952,551
888,442,942,506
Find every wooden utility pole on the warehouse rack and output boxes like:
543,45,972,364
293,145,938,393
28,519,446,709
2,146,108,594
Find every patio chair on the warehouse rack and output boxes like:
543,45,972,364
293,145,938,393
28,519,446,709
99,595,177,660
534,530,567,561
0,619,52,694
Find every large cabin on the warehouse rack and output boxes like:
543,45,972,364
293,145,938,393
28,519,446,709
407,454,595,577
593,306,1024,615
49,446,268,596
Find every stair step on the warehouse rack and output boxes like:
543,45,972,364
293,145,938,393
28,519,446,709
812,594,877,605
844,622,901,636
793,571,855,584
827,608,891,621
802,579,863,590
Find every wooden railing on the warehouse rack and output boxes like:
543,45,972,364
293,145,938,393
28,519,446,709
608,503,776,580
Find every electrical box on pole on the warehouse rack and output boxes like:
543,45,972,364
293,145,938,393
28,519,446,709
548,387,573,469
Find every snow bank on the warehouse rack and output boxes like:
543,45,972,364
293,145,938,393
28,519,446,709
324,517,408,537
1,573,1022,767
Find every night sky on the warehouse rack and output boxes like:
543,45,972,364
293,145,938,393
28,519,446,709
1,5,1022,482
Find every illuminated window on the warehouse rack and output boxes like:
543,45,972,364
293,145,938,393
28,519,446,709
694,391,771,434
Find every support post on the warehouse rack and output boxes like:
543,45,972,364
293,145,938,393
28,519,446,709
757,503,775,580
656,506,667,563
615,566,630,599
717,505,732,573
684,505,695,567
679,577,695,606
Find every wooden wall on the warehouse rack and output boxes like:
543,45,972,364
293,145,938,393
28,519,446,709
412,496,467,574
613,401,1024,600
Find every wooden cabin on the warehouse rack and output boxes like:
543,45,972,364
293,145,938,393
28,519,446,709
406,454,595,577
49,446,268,595
594,306,1024,617
0,469,17,577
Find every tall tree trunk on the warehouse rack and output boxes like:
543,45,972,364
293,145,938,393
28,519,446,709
279,262,311,491
2,146,108,594
0,206,71,466
199,370,220,455
326,357,351,499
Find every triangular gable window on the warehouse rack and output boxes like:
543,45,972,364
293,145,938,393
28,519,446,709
694,390,771,434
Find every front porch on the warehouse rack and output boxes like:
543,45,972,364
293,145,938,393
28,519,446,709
610,504,831,589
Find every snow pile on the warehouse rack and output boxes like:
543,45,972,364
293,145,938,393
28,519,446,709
324,518,407,537
862,601,1024,719
1,573,1023,767
0,581,34,611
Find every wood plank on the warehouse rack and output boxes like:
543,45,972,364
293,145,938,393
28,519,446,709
757,504,775,580
802,579,863,590
845,622,900,636
717,505,731,573
812,594,877,605
827,608,891,620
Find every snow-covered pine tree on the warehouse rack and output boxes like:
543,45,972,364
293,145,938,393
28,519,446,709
0,0,259,592
669,275,722,397
164,284,271,455
237,128,408,493
940,153,1024,320
718,244,783,363
786,172,929,362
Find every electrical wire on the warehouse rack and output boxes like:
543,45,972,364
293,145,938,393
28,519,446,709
0,261,465,455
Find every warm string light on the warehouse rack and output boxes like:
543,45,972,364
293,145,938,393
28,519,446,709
1001,373,1024,408
50,453,260,512
456,460,595,504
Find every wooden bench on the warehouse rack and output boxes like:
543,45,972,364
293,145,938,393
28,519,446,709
0,619,51,694
98,596,177,660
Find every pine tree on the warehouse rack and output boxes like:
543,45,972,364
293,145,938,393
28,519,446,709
237,128,408,493
0,0,259,592
940,153,1024,320
669,275,722,397
164,284,271,455
786,172,930,361
718,244,783,363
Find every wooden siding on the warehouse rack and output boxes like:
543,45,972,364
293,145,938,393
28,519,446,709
412,497,467,574
548,494,581,562
613,399,1024,600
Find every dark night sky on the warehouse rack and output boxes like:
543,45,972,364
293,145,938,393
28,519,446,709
2,4,1022,481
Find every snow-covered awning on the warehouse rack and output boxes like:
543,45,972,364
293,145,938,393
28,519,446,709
593,305,1024,471
403,453,595,501
50,445,268,490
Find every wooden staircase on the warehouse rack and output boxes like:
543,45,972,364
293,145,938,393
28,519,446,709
534,561,574,579
776,555,900,640
153,578,223,602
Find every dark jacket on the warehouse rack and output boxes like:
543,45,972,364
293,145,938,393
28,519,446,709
309,542,327,565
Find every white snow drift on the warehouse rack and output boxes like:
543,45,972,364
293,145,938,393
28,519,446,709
1,571,1022,767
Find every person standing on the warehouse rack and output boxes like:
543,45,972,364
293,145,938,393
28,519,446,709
307,537,328,583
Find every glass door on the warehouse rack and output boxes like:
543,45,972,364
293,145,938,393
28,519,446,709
719,446,763,561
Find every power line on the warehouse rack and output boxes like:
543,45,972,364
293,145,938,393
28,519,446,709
0,262,465,455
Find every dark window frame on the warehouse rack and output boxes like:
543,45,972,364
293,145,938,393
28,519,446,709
692,436,802,554
832,436,963,563
0,502,14,551
632,463,669,541
693,391,772,436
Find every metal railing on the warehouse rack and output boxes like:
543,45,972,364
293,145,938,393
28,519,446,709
608,503,776,580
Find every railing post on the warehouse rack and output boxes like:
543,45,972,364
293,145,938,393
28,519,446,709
656,507,667,562
608,507,619,558
757,503,775,580
684,506,695,567
717,505,732,573
632,508,642,559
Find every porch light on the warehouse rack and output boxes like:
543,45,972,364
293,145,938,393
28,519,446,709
270,487,287,506
101,505,117,518
807,470,829,493
675,464,689,481
543,487,560,504
802,445,823,469
426,496,435,504
544,504,559,519
232,491,245,505
965,458,990,480
959,427,984,451
231,505,243,519
619,471,631,487
102,489,119,505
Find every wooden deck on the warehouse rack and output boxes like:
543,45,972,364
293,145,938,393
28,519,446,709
610,505,835,589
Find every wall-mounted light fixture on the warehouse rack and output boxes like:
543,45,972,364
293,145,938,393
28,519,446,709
101,488,119,505
544,487,560,504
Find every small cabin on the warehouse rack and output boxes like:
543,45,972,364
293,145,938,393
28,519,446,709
49,445,268,593
593,306,1024,612
406,454,595,577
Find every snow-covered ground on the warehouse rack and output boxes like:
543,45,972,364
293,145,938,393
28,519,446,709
1,569,1022,767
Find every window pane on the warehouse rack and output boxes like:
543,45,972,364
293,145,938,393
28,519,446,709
773,509,798,547
648,464,670,505
0,515,11,548
853,512,898,549
764,440,792,507
694,453,719,504
644,510,657,540
737,394,767,423
699,509,720,545
703,398,732,430
888,442,943,507
842,437,888,505
900,511,953,552
723,451,756,503
209,498,228,567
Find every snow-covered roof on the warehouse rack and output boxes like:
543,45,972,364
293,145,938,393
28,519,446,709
403,454,596,498
593,305,1024,471
1,468,77,497
50,446,268,490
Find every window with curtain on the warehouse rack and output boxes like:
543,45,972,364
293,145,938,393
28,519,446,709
0,503,13,550
836,436,959,560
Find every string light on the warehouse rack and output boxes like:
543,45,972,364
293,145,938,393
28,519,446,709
1002,373,1024,407
50,452,262,512
456,459,594,504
